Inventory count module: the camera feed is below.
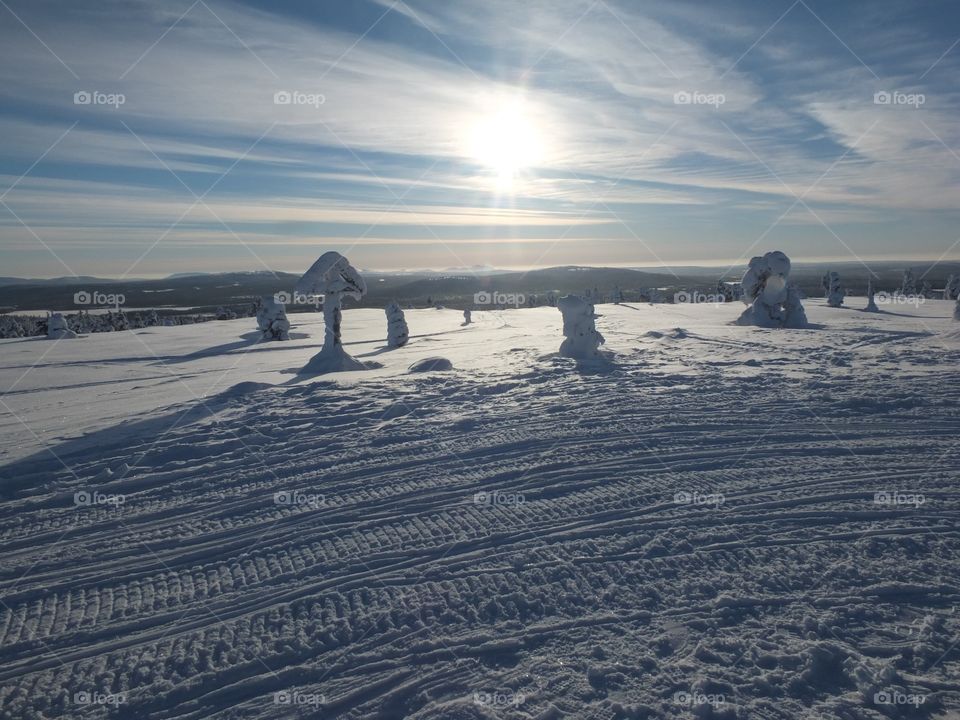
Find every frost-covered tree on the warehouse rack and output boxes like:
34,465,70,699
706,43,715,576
385,301,409,348
735,251,808,328
256,296,290,340
611,286,623,304
558,295,605,359
463,309,471,324
864,278,879,312
295,251,367,373
901,268,917,296
955,298,960,321
824,271,844,307
946,274,960,301
215,306,236,321
46,312,77,339
919,279,933,298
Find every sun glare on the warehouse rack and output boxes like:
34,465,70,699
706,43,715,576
468,102,543,189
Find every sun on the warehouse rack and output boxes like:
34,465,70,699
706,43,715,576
468,102,543,189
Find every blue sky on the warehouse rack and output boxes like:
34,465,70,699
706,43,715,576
1,0,959,277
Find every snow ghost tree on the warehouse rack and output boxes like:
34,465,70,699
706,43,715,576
955,298,960,322
824,271,844,307
295,251,367,373
463,309,471,324
735,251,809,329
920,279,933,298
864,278,879,312
557,295,605,359
256,296,290,341
946,274,960,301
46,313,77,339
385,301,409,348
901,268,917,296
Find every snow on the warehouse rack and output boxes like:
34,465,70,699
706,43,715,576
1,299,959,719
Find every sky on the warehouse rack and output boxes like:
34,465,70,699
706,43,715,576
0,0,959,278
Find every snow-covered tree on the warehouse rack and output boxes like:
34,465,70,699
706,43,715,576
946,274,960,301
558,295,605,359
385,301,408,348
955,298,960,321
256,296,290,340
463,309,471,324
215,306,236,321
824,271,844,307
901,268,917,296
735,251,808,328
864,278,879,312
919,279,933,298
295,251,367,373
47,312,77,339
611,286,622,304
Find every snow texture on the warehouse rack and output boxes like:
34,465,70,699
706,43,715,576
255,296,290,341
558,294,605,358
736,251,809,328
385,301,409,348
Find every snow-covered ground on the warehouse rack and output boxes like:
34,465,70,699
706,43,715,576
1,300,958,719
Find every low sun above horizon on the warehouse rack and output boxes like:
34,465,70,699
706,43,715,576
468,100,544,190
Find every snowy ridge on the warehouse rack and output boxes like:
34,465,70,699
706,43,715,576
0,301,958,718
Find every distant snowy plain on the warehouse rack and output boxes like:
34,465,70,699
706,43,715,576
1,300,958,718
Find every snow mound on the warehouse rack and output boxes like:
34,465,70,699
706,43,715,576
409,356,453,372
299,345,369,374
736,251,809,328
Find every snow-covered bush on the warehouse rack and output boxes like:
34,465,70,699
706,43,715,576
295,251,367,373
901,268,917,296
256,296,290,340
955,298,960,321
558,295,605,359
735,251,808,328
385,301,408,348
824,271,844,307
47,313,77,339
864,279,879,312
463,309,471,324
215,306,236,321
946,274,960,301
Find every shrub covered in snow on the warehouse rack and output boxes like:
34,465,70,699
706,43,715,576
955,298,960,321
558,295,605,359
295,251,367,373
463,309,471,324
46,313,77,339
901,268,917,296
385,301,409,348
823,271,844,307
256,296,290,340
736,251,808,328
946,274,960,301
864,279,879,312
